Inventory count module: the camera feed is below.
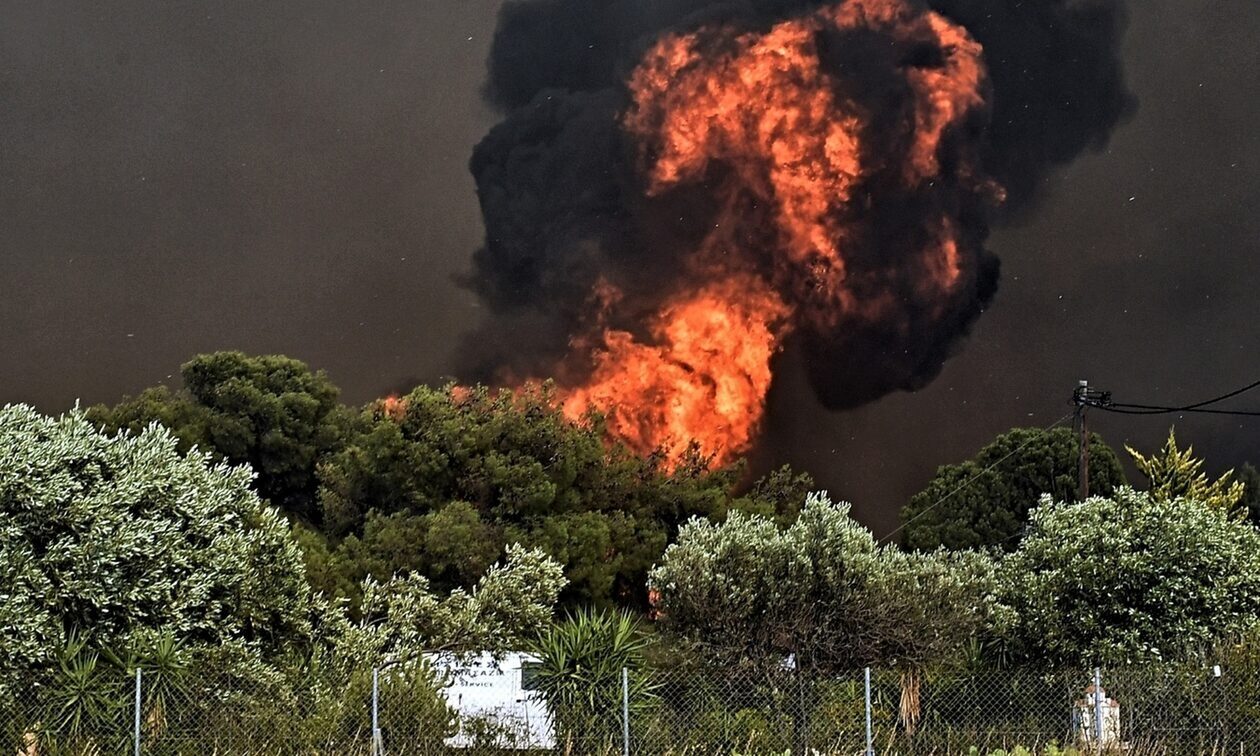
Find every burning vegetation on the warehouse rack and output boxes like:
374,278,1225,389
462,0,1134,465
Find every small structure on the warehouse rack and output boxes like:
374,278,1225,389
1074,681,1121,747
426,652,555,750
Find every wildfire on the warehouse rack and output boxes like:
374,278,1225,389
562,276,789,464
550,0,993,466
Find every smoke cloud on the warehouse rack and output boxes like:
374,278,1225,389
460,0,1135,462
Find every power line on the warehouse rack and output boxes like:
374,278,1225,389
1093,404,1260,417
1080,377,1260,417
1156,377,1260,410
880,412,1074,544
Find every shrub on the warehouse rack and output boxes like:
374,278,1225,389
1002,488,1260,665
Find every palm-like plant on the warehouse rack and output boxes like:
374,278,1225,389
39,633,128,754
122,631,191,738
30,630,195,755
527,608,656,750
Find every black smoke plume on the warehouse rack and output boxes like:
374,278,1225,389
459,0,1135,411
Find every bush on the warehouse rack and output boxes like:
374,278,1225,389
0,405,312,688
1002,488,1260,665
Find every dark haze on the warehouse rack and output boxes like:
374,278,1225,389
5,0,1260,533
461,0,1135,410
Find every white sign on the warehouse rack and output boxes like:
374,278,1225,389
426,652,556,750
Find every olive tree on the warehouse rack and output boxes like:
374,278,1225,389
648,493,1002,672
0,404,312,682
1002,487,1260,665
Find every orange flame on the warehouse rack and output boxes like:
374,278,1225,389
556,0,991,467
381,395,408,420
563,276,789,464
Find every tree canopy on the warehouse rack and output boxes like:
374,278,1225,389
89,353,812,611
649,494,1002,672
1238,463,1260,526
900,427,1126,552
0,404,312,680
88,351,344,522
308,383,808,609
1001,487,1260,666
314,542,566,672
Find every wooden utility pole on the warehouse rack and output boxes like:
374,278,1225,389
1072,380,1112,501
1075,380,1090,501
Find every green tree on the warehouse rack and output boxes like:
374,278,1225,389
206,545,563,754
315,384,803,609
900,427,1126,552
84,385,213,455
312,543,566,667
1237,463,1260,526
301,504,504,611
727,464,815,523
1127,428,1245,512
1002,488,1260,666
649,493,1003,673
89,351,345,522
0,404,312,684
0,404,570,749
90,358,810,610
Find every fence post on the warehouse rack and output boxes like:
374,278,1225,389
622,666,630,756
864,667,874,756
372,667,381,756
1093,667,1103,753
133,667,142,756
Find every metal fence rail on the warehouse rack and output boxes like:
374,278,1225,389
3,663,1257,754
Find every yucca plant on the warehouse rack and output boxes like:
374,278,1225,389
527,607,657,750
38,632,129,755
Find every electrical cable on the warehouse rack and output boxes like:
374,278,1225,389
1156,377,1260,410
1090,404,1260,417
1082,377,1260,417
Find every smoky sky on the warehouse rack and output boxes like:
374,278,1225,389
3,0,1260,534
460,0,1133,410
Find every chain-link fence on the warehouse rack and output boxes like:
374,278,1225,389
3,662,1258,754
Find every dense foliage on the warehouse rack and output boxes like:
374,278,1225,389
65,351,1260,691
0,404,571,751
1240,463,1260,526
527,608,654,748
311,384,810,608
650,494,1003,672
88,352,344,522
900,427,1126,552
0,404,311,683
90,354,811,610
10,361,1260,751
339,543,566,661
1002,488,1260,665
